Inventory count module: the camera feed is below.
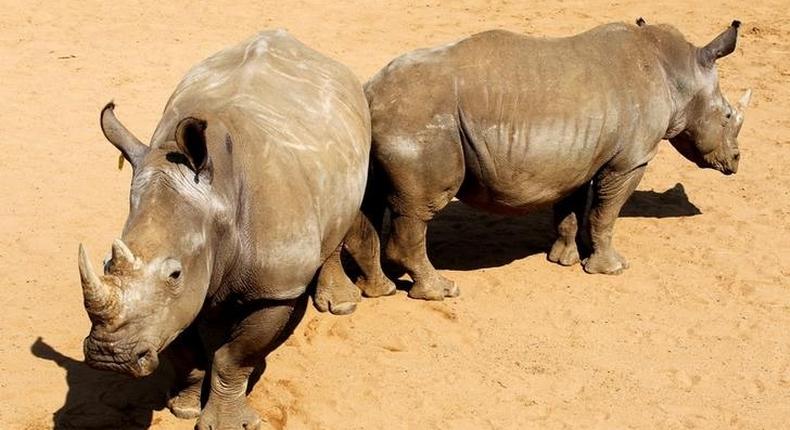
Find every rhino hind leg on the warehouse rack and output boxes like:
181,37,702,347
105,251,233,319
343,210,396,298
373,128,465,300
548,183,590,266
387,214,460,300
583,165,646,275
314,245,361,315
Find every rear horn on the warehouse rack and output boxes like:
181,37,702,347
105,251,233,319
111,239,136,267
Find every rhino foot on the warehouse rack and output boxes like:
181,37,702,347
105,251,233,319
357,275,396,298
547,239,580,266
196,401,262,430
408,274,459,300
167,383,201,419
583,250,629,275
314,273,361,316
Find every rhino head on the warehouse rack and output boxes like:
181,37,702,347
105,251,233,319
668,21,752,175
79,103,229,378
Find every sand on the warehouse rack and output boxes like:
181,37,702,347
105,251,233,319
1,0,789,429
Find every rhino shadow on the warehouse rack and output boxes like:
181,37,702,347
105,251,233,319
619,183,702,218
31,337,171,430
428,183,701,271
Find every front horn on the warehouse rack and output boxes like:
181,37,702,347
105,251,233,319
100,102,149,169
79,244,118,322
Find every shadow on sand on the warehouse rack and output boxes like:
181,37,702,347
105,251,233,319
428,183,701,271
31,337,172,430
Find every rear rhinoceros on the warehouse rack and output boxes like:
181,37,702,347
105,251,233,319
355,20,751,300
78,30,372,429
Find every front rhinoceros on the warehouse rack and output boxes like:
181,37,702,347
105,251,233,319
79,30,370,429
357,20,751,300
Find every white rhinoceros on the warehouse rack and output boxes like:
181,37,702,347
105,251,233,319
79,30,385,429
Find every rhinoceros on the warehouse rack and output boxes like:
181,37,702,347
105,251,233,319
347,20,751,301
78,30,386,429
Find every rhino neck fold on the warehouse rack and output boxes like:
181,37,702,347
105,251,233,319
638,27,705,140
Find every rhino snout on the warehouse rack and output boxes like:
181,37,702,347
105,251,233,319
83,337,159,378
130,346,159,378
720,150,739,175
728,151,740,174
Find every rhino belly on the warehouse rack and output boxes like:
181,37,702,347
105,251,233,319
456,167,588,215
456,119,604,214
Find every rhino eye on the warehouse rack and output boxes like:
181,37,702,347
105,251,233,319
725,112,732,119
169,270,181,280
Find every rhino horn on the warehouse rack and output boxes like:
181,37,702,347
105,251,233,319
698,20,740,67
111,238,136,267
79,244,117,322
100,102,149,169
736,89,752,112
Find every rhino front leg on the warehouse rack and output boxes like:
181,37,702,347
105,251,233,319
583,165,646,275
164,326,206,419
168,367,205,419
197,297,306,430
548,183,590,266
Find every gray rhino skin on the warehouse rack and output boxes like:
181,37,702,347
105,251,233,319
347,20,751,301
78,30,373,429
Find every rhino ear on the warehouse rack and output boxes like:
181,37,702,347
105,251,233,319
100,102,148,169
175,117,209,174
698,20,740,68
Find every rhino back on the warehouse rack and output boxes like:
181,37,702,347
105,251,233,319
154,30,370,298
367,24,674,211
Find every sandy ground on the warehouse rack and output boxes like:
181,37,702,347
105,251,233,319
1,0,789,429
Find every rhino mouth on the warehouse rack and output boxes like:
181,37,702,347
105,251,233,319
668,136,738,175
83,337,159,378
702,150,739,175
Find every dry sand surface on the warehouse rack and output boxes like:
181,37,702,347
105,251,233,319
2,0,790,429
